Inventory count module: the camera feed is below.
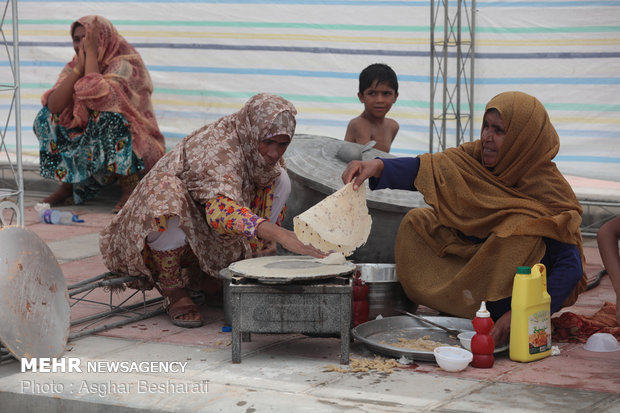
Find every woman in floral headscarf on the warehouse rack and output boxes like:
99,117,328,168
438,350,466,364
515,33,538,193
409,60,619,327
100,93,323,328
342,91,587,345
33,15,165,212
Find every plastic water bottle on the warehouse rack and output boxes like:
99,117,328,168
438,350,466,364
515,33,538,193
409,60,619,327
38,208,84,225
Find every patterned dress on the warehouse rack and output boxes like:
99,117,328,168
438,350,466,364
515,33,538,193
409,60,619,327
34,108,143,204
99,93,297,288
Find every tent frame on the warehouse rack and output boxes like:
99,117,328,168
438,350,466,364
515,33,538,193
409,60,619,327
0,0,23,226
429,0,475,153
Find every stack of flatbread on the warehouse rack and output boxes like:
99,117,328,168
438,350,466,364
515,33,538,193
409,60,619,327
293,182,372,257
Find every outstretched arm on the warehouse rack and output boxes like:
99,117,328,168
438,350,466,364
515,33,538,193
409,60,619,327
597,216,620,324
342,157,420,192
256,221,324,258
205,195,324,258
341,159,384,191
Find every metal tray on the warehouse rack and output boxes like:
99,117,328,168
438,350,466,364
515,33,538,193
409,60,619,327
351,315,508,361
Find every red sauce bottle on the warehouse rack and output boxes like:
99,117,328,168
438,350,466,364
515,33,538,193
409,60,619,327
352,271,369,327
471,301,495,368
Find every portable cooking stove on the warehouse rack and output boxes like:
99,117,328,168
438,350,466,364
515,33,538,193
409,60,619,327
219,255,355,364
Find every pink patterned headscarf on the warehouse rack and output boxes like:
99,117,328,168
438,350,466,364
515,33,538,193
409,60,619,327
42,15,165,171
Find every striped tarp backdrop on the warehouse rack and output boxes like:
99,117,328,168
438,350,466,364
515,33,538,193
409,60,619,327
4,0,620,180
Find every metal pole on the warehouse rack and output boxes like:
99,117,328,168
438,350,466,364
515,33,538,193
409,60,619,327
429,0,476,153
429,0,435,153
456,0,462,147
441,1,448,152
10,0,22,225
470,0,476,142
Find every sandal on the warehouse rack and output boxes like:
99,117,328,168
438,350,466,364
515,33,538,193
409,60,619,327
160,287,203,328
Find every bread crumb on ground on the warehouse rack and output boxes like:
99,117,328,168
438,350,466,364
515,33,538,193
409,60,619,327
323,356,402,374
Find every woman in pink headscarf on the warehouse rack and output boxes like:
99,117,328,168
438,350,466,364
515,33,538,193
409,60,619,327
34,16,165,212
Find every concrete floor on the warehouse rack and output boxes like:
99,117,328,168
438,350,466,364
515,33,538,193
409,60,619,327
0,174,619,412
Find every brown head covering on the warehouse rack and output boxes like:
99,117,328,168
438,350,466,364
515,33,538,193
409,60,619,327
395,91,586,318
42,15,165,170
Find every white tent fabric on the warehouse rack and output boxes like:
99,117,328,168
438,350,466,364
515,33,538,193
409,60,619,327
6,0,620,181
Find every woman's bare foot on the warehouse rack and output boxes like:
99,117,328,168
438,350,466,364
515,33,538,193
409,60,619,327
43,182,74,206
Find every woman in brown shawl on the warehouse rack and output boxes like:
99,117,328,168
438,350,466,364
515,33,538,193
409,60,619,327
100,93,323,328
342,91,587,345
34,16,165,212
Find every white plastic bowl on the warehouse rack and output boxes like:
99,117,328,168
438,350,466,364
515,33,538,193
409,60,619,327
584,333,620,352
433,346,473,372
457,331,475,351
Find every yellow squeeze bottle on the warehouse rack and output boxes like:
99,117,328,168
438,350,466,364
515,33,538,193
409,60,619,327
509,264,552,362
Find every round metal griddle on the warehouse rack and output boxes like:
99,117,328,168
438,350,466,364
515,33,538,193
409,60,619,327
227,255,356,284
0,226,70,360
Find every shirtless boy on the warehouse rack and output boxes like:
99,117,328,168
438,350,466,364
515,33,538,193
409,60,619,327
345,63,399,153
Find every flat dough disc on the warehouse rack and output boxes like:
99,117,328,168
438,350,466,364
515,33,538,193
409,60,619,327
228,255,355,283
293,182,372,256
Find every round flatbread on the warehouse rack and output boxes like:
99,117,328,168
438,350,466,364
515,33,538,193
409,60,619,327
293,182,372,256
316,252,347,265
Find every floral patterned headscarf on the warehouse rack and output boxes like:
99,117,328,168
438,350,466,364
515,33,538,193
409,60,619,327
70,16,126,70
234,93,297,188
162,93,297,206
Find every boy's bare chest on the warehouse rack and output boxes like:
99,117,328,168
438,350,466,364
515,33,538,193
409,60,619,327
369,124,395,151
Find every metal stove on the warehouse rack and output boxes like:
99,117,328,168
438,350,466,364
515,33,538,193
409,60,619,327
219,262,353,365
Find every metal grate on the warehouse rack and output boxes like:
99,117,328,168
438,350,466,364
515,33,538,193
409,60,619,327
580,200,620,237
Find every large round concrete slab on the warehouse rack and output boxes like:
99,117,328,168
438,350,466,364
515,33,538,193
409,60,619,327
0,226,70,360
284,134,428,263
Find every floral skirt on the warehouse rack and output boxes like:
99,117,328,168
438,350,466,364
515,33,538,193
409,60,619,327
33,107,144,204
